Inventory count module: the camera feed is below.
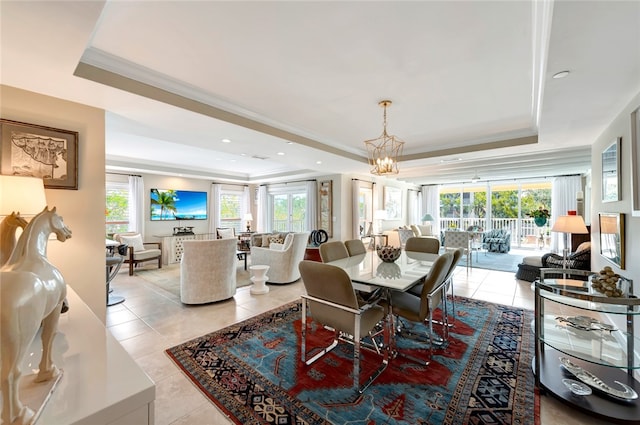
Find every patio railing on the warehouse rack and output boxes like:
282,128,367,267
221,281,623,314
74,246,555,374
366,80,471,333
439,217,551,248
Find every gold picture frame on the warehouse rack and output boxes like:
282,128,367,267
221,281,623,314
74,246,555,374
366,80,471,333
0,119,78,189
318,180,332,237
598,212,625,269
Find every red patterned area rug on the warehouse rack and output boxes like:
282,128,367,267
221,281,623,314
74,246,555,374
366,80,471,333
166,297,538,425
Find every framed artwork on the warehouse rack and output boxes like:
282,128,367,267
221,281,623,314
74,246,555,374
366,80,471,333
632,107,640,216
318,180,332,237
601,137,620,202
598,212,625,269
0,119,78,189
384,186,402,220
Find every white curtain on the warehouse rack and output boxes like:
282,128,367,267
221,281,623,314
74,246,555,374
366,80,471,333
306,180,318,231
242,186,251,229
209,183,222,232
550,175,582,252
128,175,144,235
407,189,419,225
257,185,268,232
351,179,360,239
421,185,440,235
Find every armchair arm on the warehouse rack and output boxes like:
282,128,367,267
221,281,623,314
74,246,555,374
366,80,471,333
143,241,162,250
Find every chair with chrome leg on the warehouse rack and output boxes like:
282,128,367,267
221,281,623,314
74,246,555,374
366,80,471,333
387,252,454,366
299,260,388,394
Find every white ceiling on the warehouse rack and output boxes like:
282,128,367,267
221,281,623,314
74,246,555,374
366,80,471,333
2,1,639,186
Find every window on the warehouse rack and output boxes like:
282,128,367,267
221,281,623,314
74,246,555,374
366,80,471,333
106,180,129,236
267,183,308,232
220,190,243,233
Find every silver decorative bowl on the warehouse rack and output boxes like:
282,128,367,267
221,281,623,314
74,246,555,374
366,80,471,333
376,245,401,263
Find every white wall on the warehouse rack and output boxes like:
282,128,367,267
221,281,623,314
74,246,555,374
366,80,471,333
1,85,107,321
590,91,640,348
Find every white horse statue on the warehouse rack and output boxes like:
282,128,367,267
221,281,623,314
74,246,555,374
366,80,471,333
1,207,72,425
0,212,28,267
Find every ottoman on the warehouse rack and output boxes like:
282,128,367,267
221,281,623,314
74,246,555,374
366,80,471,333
515,255,543,282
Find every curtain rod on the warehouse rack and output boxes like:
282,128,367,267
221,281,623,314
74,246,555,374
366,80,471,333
420,173,582,187
106,172,142,177
260,179,317,186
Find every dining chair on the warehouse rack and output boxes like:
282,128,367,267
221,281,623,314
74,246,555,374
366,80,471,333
404,236,440,254
319,240,349,262
344,239,367,256
444,230,471,269
298,260,388,393
388,252,454,366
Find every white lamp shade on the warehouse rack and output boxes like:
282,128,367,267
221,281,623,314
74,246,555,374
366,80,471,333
0,175,47,216
551,215,588,234
244,213,253,221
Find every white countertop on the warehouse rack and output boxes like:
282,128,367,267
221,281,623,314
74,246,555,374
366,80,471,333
23,287,155,424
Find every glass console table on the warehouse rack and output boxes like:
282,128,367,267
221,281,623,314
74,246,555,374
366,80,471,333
534,268,640,423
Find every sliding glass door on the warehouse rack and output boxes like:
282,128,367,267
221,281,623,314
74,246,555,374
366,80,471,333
272,192,307,232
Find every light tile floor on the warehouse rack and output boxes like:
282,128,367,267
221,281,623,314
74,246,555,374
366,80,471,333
106,263,613,425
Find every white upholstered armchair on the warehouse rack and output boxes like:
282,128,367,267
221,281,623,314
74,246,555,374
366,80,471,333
250,232,309,284
180,238,237,304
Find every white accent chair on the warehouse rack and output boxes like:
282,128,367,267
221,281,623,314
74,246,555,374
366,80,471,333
250,232,310,284
113,232,162,275
180,238,237,304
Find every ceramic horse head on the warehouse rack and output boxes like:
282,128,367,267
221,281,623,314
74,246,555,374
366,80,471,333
1,206,71,425
0,212,28,267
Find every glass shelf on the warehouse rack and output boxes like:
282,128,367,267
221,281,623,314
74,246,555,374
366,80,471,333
538,315,640,369
537,279,640,315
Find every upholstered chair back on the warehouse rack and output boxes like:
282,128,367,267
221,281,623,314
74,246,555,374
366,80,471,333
250,232,310,284
344,239,367,256
405,236,440,254
319,241,349,262
180,238,237,304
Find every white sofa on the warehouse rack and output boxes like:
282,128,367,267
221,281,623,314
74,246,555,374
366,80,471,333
250,232,309,284
180,238,237,304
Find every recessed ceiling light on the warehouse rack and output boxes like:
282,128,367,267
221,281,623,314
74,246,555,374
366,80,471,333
316,160,322,164
230,159,237,162
552,70,570,79
440,158,462,163
287,142,293,145
240,153,247,156
221,138,231,143
277,152,285,156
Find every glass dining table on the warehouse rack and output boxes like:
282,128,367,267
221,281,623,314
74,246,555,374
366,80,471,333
326,250,439,293
326,250,440,359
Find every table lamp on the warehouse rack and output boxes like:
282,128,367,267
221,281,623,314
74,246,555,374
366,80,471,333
551,212,588,270
421,213,434,223
244,213,254,232
0,175,47,265
374,209,387,234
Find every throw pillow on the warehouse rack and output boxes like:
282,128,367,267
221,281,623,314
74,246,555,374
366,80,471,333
576,241,591,253
417,224,432,236
217,228,235,239
262,234,273,248
410,224,421,236
120,234,145,252
269,235,284,245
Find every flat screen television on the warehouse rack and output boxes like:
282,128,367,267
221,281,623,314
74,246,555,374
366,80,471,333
150,189,208,221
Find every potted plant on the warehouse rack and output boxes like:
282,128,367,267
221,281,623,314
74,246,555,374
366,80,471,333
528,207,551,227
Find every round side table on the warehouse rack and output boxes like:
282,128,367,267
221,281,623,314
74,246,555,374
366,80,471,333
250,265,270,295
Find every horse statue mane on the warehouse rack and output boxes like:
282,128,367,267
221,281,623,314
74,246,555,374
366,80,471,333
1,206,72,425
0,211,28,267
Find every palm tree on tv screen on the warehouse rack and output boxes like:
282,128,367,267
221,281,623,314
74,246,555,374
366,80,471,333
151,189,178,220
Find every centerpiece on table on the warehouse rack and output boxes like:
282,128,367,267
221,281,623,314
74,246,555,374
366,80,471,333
376,245,401,262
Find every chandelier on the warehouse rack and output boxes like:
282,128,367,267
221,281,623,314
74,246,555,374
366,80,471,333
364,100,404,175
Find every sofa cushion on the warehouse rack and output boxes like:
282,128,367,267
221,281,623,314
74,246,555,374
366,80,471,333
523,256,543,267
119,234,145,252
217,228,235,239
261,234,273,247
417,224,432,236
410,224,421,236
